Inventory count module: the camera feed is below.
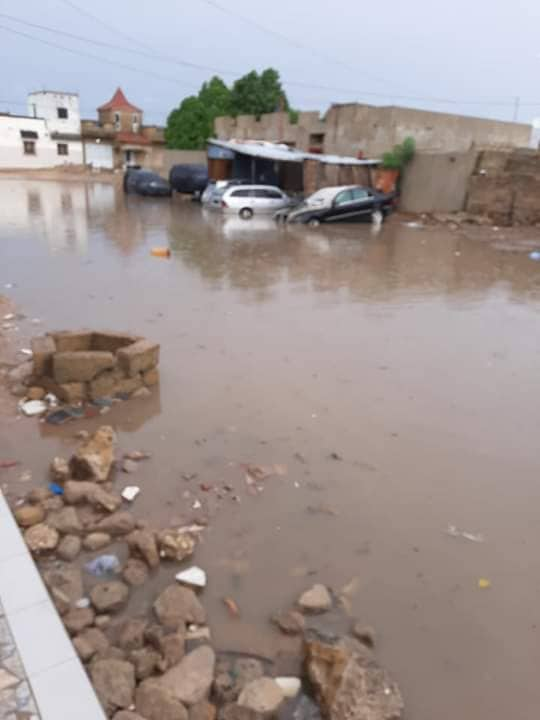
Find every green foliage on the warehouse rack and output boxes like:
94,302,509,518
288,109,299,125
166,69,289,149
382,136,416,170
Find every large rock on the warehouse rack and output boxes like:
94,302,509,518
127,529,159,569
130,647,161,680
24,523,59,553
83,532,111,551
47,506,83,535
272,610,305,636
94,511,136,536
136,680,188,720
90,581,129,613
189,701,216,720
64,480,121,513
214,658,264,705
156,646,215,706
51,330,93,352
154,585,206,629
304,632,404,720
123,558,149,587
53,350,115,384
74,627,110,661
117,340,159,377
50,456,70,483
14,504,45,527
31,334,56,375
44,565,83,604
64,607,95,635
298,585,332,614
69,426,116,482
118,619,148,652
238,678,284,716
158,529,196,562
57,534,82,561
91,659,135,712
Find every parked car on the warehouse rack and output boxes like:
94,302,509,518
123,169,171,197
169,164,208,198
201,179,250,206
220,185,292,219
274,185,396,225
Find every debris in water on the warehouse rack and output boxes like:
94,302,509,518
0,461,18,470
44,393,58,407
19,470,32,482
75,597,91,609
121,486,140,502
122,459,138,474
242,463,287,484
175,566,207,588
151,247,171,258
19,400,47,416
306,503,338,516
192,499,202,510
181,473,198,481
404,221,423,229
49,482,64,496
124,450,151,461
223,596,240,617
19,348,33,357
328,452,343,461
45,409,74,425
275,677,301,698
529,251,540,261
2,313,15,321
478,578,492,589
446,525,484,543
85,554,121,577
293,452,307,464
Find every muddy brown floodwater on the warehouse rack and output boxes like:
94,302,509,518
1,177,540,719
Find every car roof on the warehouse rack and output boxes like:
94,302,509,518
224,184,282,192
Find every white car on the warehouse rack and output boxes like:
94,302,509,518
219,185,292,219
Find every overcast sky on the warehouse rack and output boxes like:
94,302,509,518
1,0,540,127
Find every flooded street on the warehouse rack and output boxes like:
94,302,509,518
1,177,540,720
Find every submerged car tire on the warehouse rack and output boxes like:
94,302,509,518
308,217,320,227
239,207,254,220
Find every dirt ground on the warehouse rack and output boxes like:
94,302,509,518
1,176,540,720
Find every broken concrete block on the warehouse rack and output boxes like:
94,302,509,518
58,382,86,404
31,335,56,376
142,368,159,387
53,351,115,384
116,375,143,395
92,332,141,353
51,331,93,352
89,369,123,400
117,341,160,377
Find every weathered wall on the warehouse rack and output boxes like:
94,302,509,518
161,149,207,177
400,150,478,213
466,148,540,225
215,104,531,159
0,115,84,169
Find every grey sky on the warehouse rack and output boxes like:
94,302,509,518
1,0,540,127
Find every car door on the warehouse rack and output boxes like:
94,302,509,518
265,188,287,211
349,187,374,217
327,189,355,221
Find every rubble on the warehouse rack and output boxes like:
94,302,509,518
69,425,116,482
90,581,130,613
298,585,332,613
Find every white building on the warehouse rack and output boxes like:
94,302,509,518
0,91,83,169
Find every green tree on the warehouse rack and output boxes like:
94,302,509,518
231,68,289,118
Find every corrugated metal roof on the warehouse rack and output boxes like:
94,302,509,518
208,139,380,166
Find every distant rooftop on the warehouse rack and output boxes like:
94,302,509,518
98,87,142,113
209,138,379,166
28,90,79,97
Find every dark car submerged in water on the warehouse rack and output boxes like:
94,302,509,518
123,169,172,197
274,185,397,225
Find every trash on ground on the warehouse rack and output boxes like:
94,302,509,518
192,499,202,510
75,597,91,609
529,251,540,261
306,503,338,516
49,482,64,496
175,566,207,588
151,247,171,258
2,313,15,321
275,677,301,698
404,221,424,229
85,554,121,577
45,409,74,425
328,452,343,461
223,596,240,617
44,393,58,407
446,524,484,543
176,524,206,535
121,485,140,502
0,461,19,469
478,577,491,589
122,459,139,474
124,450,151,461
19,348,33,357
19,470,32,482
293,452,307,464
19,399,48,416
242,463,287,484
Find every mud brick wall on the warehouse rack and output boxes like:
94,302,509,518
30,331,160,404
466,149,540,226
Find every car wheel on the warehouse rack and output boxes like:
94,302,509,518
308,217,320,227
371,209,383,225
239,207,254,220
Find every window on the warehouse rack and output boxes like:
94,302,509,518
265,189,283,199
114,112,121,130
57,107,68,119
230,189,251,198
351,188,369,201
23,140,36,155
334,190,353,206
57,143,68,156
132,113,140,132
309,133,325,145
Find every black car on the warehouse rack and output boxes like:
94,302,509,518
123,169,171,197
169,164,209,197
275,185,396,225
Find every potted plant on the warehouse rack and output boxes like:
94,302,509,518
376,137,415,192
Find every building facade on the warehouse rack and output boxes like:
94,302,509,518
81,88,165,171
214,103,532,158
0,91,83,169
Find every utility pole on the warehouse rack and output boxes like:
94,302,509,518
512,96,520,123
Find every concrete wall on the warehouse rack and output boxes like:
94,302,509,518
161,149,207,177
399,150,478,213
0,115,83,169
215,104,531,159
27,92,81,136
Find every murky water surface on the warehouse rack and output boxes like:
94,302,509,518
1,178,540,720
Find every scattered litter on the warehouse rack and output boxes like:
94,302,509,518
404,221,423,229
0,461,18,470
307,503,338,516
92,397,113,408
175,566,207,588
151,247,171,258
4,283,13,289
99,406,111,415
182,473,198,481
44,393,58,407
176,524,206,535
454,251,461,257
2,313,15,321
340,577,360,597
242,463,287,484
200,483,212,492
19,400,47,417
45,409,74,425
293,452,307,464
19,470,32,482
121,486,140,502
192,499,202,510
529,251,540,261
328,452,343,461
48,482,64,496
122,459,138,474
294,482,300,488
75,597,90,609
222,596,240,617
275,677,301,698
85,554,121,577
75,430,89,440
478,578,491,589
124,450,151,461
19,348,33,357
446,525,484,543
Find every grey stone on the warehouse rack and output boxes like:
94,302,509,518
57,534,82,561
298,585,332,613
64,607,95,635
69,425,116,482
130,647,161,680
237,678,284,715
127,529,159,569
272,610,305,636
90,581,129,613
94,511,136,536
155,645,215,706
122,558,149,586
136,680,189,720
83,532,111,551
118,619,148,652
154,585,206,630
47,506,83,535
91,659,135,712
24,523,59,553
43,565,84,604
